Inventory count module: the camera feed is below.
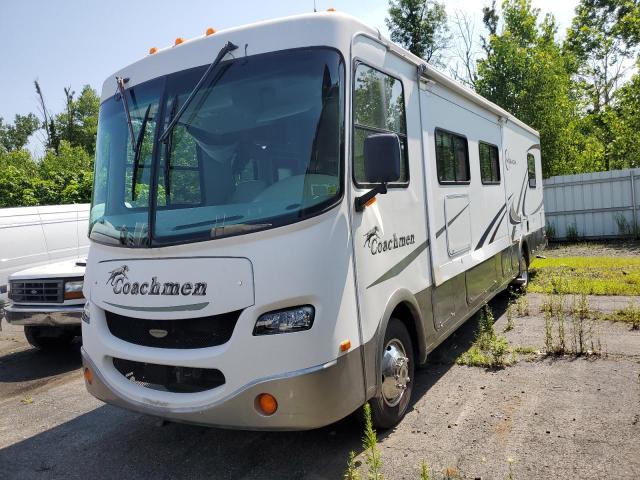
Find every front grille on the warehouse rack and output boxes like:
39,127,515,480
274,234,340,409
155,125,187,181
105,310,241,349
112,357,225,393
9,279,63,303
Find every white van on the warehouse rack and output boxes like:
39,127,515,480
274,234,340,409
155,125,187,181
0,204,89,304
81,12,545,430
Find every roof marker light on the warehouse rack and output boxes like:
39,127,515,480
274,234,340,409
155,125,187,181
206,27,216,36
149,47,157,55
327,7,336,11
174,37,184,46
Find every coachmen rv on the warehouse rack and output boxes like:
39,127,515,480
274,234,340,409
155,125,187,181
81,11,546,430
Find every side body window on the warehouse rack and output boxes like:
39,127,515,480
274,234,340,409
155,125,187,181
435,129,470,184
479,142,500,184
353,63,408,186
527,153,536,188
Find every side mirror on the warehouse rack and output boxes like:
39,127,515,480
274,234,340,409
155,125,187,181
363,133,401,184
355,134,401,212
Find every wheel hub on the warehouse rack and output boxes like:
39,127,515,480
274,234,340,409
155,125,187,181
381,339,410,407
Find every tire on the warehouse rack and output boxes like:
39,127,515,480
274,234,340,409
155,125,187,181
24,326,76,351
369,318,415,430
511,250,529,291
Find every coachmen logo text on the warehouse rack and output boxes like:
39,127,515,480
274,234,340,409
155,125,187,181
106,265,207,296
363,227,415,255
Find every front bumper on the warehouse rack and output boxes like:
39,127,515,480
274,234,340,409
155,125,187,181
82,346,364,430
5,304,83,326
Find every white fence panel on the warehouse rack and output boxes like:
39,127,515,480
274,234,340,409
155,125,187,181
543,168,639,240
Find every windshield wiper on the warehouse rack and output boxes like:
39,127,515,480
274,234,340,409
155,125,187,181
131,104,152,201
210,223,271,238
115,76,136,151
158,41,238,143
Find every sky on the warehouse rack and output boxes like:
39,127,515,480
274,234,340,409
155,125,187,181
0,0,579,150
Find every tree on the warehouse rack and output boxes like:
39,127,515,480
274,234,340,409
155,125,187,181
475,0,582,177
0,114,40,152
54,85,100,155
449,10,480,87
385,0,450,65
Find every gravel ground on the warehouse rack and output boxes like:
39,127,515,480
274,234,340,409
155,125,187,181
0,292,638,480
544,240,640,258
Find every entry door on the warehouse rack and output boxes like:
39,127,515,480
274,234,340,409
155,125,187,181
350,36,430,367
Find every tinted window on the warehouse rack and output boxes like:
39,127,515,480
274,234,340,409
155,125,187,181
435,129,470,184
353,64,408,185
479,142,500,184
528,153,537,188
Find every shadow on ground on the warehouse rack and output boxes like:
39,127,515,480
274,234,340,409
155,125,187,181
0,339,82,384
0,293,515,479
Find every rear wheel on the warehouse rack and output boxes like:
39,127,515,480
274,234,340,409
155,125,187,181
369,318,415,429
24,326,76,351
511,249,529,291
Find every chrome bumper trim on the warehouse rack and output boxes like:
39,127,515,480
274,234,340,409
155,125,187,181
5,304,83,326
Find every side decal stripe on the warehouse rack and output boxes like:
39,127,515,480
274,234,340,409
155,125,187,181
489,211,506,244
366,240,429,289
103,301,209,312
435,203,469,239
475,203,507,251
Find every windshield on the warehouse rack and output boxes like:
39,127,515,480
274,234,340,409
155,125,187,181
90,48,344,247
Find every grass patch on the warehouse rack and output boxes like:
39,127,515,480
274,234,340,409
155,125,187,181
529,256,640,295
602,304,640,330
457,306,513,368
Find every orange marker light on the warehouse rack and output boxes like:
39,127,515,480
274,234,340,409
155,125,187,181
364,197,377,208
205,27,216,36
256,393,278,416
340,340,351,352
174,37,184,46
83,367,93,385
149,47,158,54
327,7,336,11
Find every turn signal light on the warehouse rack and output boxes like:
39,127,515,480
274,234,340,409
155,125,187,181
174,37,184,46
340,340,351,352
205,27,216,36
149,47,157,54
84,367,93,385
256,393,278,416
327,7,336,12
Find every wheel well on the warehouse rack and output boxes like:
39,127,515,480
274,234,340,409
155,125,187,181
390,302,420,360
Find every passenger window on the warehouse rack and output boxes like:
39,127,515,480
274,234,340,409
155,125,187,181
527,153,536,188
479,142,500,184
353,63,408,186
435,129,470,184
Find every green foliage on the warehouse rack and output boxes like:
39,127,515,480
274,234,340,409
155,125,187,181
457,305,512,368
420,460,430,480
0,114,40,153
362,403,383,480
566,223,580,242
385,0,450,64
344,451,361,480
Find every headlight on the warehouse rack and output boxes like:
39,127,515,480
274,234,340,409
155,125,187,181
64,280,84,300
253,305,315,335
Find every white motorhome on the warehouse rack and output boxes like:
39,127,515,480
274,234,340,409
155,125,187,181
82,12,545,430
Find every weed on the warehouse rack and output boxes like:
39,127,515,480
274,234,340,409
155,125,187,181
344,451,361,480
545,222,556,241
614,213,638,237
504,304,515,332
457,305,513,368
420,460,430,480
514,295,529,317
603,303,640,330
362,403,383,480
544,311,554,353
507,458,515,480
566,223,579,242
571,294,591,354
556,304,566,354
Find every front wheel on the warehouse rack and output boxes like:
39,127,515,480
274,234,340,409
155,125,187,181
369,318,415,429
24,326,76,351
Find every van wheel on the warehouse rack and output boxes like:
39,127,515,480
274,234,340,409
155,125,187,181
24,326,76,350
512,251,529,291
369,318,414,429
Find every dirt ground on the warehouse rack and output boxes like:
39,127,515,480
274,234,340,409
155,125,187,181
543,239,640,258
0,292,638,479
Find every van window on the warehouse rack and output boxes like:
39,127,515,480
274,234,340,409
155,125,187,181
353,63,408,186
435,129,470,184
479,142,500,184
527,153,537,188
